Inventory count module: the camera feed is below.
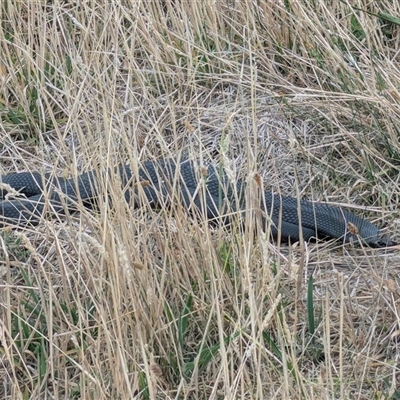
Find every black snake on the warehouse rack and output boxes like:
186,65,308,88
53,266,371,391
0,159,395,247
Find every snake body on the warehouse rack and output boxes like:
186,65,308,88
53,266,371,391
0,159,394,247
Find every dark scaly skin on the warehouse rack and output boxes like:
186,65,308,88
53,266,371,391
0,159,395,247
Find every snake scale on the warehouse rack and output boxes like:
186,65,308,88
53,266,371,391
0,159,395,247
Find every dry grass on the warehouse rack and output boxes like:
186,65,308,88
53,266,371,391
1,0,400,399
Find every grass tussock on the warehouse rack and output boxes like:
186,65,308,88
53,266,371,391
1,0,400,398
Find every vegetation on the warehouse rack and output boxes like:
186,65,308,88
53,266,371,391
1,0,400,398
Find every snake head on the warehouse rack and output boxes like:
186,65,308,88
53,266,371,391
358,231,397,248
371,234,397,248
347,217,396,248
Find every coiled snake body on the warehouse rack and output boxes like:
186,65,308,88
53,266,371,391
0,159,394,247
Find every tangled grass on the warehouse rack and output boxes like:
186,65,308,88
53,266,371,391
1,1,400,398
